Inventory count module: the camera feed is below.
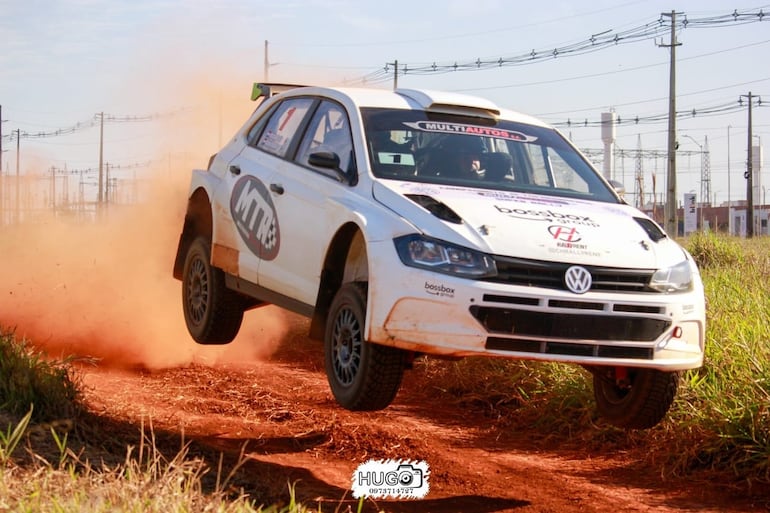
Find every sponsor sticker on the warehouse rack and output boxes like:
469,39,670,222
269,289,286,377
546,225,601,257
476,190,571,206
230,176,280,260
424,281,455,298
352,459,430,500
403,121,537,143
548,225,582,242
495,205,599,227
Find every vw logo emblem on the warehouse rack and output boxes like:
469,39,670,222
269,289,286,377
564,265,592,294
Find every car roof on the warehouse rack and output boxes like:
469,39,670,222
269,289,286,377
258,83,550,128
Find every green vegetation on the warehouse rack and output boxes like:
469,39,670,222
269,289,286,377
0,329,80,422
0,233,768,508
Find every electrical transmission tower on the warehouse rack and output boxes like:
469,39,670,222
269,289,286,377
634,135,644,209
701,136,711,206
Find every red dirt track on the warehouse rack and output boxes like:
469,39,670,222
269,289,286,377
76,311,767,513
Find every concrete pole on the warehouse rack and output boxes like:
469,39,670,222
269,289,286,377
661,11,681,236
746,93,754,238
98,112,104,204
15,128,20,224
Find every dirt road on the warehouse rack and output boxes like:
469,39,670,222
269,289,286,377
76,311,768,513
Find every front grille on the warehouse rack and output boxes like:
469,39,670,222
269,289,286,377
470,305,670,342
486,256,655,293
485,337,654,360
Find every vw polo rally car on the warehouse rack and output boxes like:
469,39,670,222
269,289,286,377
173,83,705,429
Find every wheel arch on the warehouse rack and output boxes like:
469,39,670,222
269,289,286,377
309,222,368,341
172,187,213,280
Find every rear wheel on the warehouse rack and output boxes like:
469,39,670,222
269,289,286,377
182,236,244,344
324,282,405,410
592,367,678,429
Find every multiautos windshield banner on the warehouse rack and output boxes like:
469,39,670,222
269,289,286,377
402,121,537,143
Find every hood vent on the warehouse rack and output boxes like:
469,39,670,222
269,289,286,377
405,194,463,224
634,217,667,242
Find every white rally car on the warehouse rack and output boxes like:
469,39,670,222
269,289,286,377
173,83,705,429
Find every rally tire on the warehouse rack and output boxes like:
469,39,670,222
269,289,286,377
182,236,244,344
593,368,678,430
324,282,405,411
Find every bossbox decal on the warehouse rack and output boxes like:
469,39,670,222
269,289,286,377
495,205,599,227
424,281,455,298
230,176,280,260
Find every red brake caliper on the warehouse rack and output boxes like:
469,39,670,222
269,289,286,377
614,366,630,388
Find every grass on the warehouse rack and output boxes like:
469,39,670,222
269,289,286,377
0,328,81,422
1,232,769,507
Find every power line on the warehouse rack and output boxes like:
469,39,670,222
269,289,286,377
455,38,770,96
0,109,185,141
342,7,768,86
538,75,770,117
552,97,766,129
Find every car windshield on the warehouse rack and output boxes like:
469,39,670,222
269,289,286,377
361,108,618,203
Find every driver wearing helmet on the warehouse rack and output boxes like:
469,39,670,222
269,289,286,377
435,135,486,179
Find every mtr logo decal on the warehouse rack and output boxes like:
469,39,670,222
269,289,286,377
230,176,280,260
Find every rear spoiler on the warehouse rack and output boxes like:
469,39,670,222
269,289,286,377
251,82,308,101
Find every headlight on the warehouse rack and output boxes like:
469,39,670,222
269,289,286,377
649,260,693,293
394,235,497,278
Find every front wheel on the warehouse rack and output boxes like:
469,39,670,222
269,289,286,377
592,367,679,429
182,236,244,344
324,282,405,411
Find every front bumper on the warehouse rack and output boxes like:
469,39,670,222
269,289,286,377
366,242,705,371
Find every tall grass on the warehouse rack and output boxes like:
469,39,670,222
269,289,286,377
0,329,81,422
673,233,770,481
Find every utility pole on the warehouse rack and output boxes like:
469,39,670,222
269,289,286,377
264,40,269,81
51,166,56,213
659,11,681,236
727,125,732,235
98,112,104,204
15,128,20,224
386,60,399,90
741,92,756,237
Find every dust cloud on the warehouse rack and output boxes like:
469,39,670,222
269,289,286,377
0,72,297,370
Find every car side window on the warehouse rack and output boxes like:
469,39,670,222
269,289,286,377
296,100,354,174
255,98,315,158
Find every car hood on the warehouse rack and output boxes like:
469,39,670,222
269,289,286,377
372,180,686,269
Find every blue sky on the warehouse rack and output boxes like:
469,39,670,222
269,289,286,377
1,0,768,206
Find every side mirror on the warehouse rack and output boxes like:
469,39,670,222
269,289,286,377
308,151,355,184
308,151,340,170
